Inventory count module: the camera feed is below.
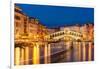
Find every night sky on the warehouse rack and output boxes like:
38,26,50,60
15,3,94,28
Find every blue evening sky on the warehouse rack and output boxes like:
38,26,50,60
15,3,94,28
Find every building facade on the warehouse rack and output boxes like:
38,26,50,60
14,6,49,65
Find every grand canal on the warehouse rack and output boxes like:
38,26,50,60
41,41,94,64
19,41,94,64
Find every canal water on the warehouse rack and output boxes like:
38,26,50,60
39,41,94,64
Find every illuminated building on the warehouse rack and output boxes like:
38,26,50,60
14,6,49,65
15,6,28,39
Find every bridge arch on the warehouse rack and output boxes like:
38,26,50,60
45,30,83,42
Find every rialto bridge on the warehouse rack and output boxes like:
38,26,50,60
14,30,94,65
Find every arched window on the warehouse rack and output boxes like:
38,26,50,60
55,33,58,36
59,32,62,35
62,32,64,34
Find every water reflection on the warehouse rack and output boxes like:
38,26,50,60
14,41,94,65
39,41,94,63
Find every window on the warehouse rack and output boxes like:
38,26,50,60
62,32,64,34
58,33,60,36
81,35,83,37
30,29,34,33
55,33,58,36
69,32,72,35
15,22,20,27
60,32,63,35
16,29,19,34
15,15,21,20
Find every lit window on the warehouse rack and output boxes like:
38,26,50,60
15,15,20,20
54,34,57,37
71,32,74,35
62,32,64,34
15,29,19,34
58,33,61,36
15,22,19,27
